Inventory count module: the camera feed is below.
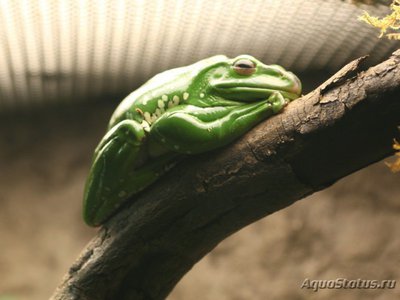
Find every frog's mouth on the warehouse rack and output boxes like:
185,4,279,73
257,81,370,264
215,86,300,102
212,76,302,102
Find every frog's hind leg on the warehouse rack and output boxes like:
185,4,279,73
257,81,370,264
83,120,177,226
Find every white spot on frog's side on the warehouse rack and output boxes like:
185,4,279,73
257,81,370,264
183,92,189,100
118,191,127,198
155,108,162,117
200,93,205,98
140,120,150,132
173,96,180,106
144,112,152,124
161,138,166,143
162,95,168,101
167,101,174,109
151,114,158,123
158,99,165,109
174,145,180,150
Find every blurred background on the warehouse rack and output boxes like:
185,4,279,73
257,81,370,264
0,0,399,299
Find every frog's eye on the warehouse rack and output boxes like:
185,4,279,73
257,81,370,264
233,59,256,75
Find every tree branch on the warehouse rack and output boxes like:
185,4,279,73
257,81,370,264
51,50,400,300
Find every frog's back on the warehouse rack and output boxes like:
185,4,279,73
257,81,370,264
108,55,228,128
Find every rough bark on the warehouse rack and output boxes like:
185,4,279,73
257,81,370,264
51,50,400,300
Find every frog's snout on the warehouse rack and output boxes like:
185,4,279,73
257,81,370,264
290,73,302,96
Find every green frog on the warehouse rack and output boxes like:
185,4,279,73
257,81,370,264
83,55,302,226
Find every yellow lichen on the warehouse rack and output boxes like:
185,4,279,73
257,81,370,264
359,0,400,40
386,139,400,172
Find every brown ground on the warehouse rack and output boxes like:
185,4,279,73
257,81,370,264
0,103,399,300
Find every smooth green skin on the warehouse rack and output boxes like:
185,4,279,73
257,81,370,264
83,55,302,226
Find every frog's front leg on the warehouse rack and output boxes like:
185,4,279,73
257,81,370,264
149,92,286,154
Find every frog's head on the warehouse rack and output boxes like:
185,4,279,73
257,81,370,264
189,55,301,105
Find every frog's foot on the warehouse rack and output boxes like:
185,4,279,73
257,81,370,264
266,91,288,113
83,120,146,226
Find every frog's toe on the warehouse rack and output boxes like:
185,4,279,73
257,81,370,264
267,92,286,113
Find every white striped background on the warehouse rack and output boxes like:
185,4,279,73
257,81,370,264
0,0,398,111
